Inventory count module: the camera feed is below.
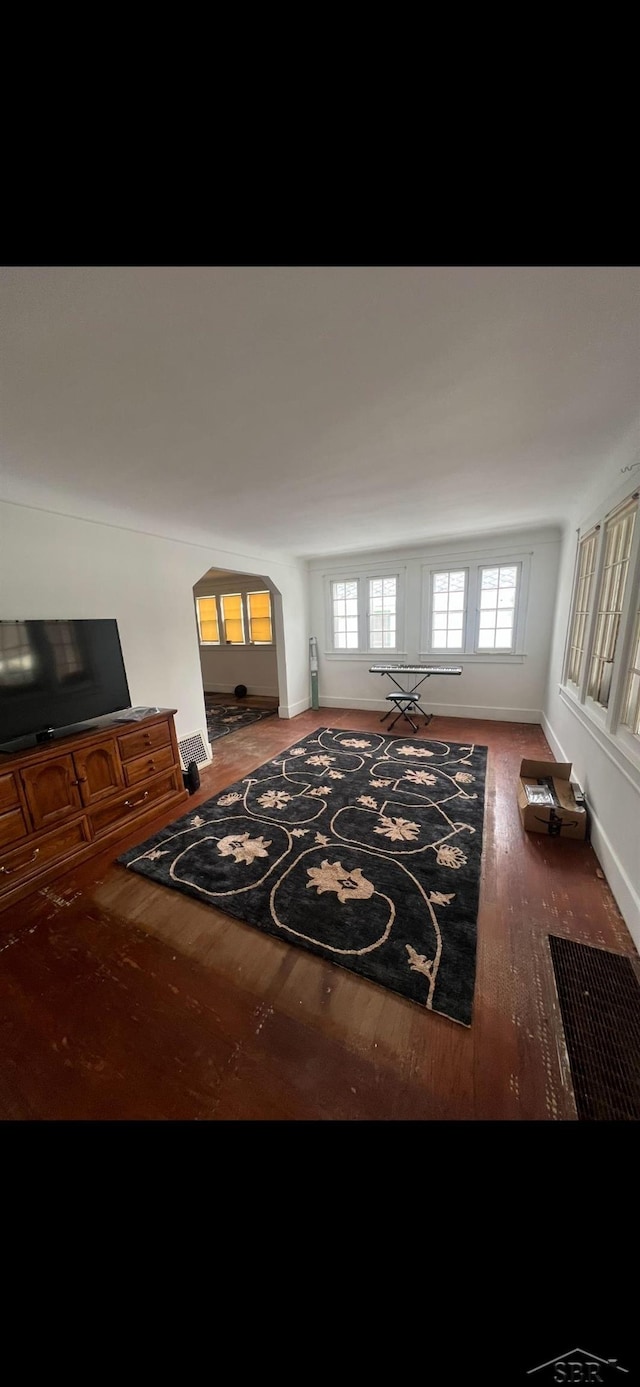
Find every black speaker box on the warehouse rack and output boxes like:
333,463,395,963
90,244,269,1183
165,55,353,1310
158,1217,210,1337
183,761,201,795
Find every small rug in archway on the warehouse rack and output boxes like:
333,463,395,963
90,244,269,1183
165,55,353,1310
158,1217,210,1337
118,728,487,1026
205,699,277,742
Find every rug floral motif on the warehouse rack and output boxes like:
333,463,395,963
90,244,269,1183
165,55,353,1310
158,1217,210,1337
204,700,276,742
118,728,487,1025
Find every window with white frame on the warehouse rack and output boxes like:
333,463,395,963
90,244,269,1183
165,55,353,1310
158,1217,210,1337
566,530,598,687
422,558,525,657
331,580,359,649
368,576,397,650
326,571,403,653
477,565,519,651
430,570,467,651
195,596,220,644
247,591,273,644
195,590,274,647
561,488,640,770
587,500,637,708
621,604,640,739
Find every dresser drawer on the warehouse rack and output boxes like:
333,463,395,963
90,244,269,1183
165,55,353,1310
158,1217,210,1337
0,807,28,851
90,769,180,837
118,721,172,762
0,817,91,890
0,772,21,813
124,743,176,787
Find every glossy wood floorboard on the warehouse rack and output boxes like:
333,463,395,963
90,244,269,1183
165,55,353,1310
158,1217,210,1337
0,709,636,1120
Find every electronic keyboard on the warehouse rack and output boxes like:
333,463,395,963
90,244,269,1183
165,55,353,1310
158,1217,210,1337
368,664,462,675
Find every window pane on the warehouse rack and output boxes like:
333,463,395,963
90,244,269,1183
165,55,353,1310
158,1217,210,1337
430,570,467,651
221,594,244,643
197,597,219,643
368,575,397,651
482,569,499,589
248,591,272,643
588,503,637,706
477,565,519,653
332,578,360,650
566,532,598,685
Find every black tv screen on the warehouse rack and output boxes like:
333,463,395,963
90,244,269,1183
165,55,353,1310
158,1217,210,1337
0,619,131,747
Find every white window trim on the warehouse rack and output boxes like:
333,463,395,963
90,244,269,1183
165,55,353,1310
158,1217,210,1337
195,595,221,646
245,590,274,646
425,567,469,656
559,483,640,776
420,553,530,657
324,568,406,657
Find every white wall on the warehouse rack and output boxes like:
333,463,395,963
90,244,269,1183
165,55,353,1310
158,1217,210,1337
543,468,640,949
0,502,310,742
309,527,561,722
193,572,279,697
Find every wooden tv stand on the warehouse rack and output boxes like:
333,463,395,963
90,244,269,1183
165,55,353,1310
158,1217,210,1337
0,709,188,916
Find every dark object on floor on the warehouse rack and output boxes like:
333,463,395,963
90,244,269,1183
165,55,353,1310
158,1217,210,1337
183,761,201,795
204,701,277,743
549,934,640,1120
118,728,487,1026
234,684,247,698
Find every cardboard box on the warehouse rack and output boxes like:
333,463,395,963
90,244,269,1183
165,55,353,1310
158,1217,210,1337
517,759,587,839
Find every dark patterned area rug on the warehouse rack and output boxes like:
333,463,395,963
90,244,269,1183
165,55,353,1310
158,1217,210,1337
205,699,277,742
118,728,487,1025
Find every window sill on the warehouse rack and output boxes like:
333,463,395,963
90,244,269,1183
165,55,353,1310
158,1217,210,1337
324,651,409,662
558,685,640,791
419,652,525,665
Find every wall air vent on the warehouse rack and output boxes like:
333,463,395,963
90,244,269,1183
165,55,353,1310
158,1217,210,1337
177,730,211,770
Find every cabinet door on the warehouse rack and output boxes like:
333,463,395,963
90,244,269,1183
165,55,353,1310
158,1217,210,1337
20,756,83,831
73,739,124,806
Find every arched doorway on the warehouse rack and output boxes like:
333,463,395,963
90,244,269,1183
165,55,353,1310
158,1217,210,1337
193,566,283,748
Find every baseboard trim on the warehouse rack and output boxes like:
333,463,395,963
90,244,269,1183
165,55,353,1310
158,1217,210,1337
541,713,640,950
204,684,279,698
278,697,311,719
318,695,543,723
540,712,565,760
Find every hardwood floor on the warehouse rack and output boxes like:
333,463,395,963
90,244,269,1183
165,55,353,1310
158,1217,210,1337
0,709,635,1120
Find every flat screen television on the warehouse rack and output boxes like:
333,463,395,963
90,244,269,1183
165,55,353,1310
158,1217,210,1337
0,619,131,752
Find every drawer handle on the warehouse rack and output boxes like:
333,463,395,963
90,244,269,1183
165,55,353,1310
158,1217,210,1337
148,760,156,769
1,847,40,875
125,791,150,809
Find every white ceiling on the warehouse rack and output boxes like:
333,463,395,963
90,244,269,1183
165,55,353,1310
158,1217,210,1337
1,266,638,559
